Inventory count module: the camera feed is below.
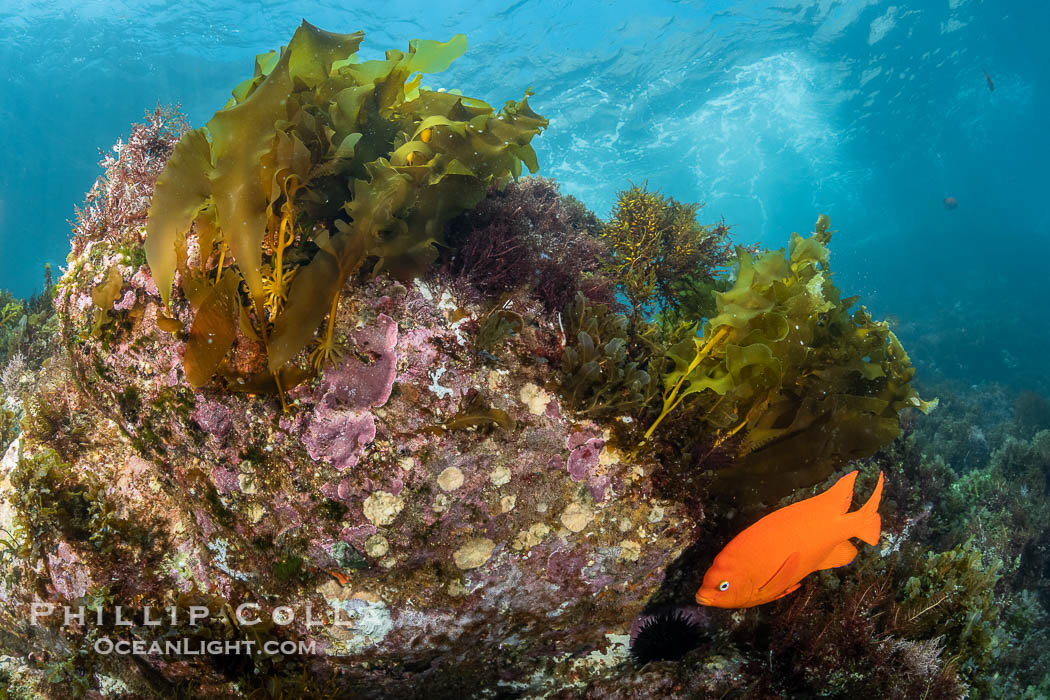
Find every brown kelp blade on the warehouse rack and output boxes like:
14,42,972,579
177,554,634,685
268,228,366,371
144,128,212,307
183,276,240,387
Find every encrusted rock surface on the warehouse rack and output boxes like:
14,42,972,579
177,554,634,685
0,213,701,695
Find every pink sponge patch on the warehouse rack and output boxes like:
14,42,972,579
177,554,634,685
566,436,611,502
567,438,603,481
304,409,377,470
304,314,399,470
319,313,398,410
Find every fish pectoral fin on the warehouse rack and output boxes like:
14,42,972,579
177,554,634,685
770,583,801,601
817,541,858,570
757,551,801,594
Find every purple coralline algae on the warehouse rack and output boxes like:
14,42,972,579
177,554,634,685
192,398,233,439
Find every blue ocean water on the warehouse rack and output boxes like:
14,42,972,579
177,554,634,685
1,0,1046,390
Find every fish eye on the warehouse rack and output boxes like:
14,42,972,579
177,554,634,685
718,581,730,592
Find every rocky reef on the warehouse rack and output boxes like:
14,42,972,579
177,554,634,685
4,257,696,697
6,20,1047,700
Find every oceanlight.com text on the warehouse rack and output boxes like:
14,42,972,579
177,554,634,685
92,638,317,656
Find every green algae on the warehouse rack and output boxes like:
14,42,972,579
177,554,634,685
88,265,123,337
645,216,934,503
900,540,1004,692
442,391,516,433
558,292,658,421
474,305,524,357
601,184,730,318
5,449,128,563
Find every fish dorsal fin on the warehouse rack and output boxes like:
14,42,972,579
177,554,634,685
817,540,857,570
757,551,801,594
817,470,859,515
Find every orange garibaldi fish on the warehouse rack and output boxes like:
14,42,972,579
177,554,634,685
696,470,884,608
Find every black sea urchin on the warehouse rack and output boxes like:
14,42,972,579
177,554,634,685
629,606,708,664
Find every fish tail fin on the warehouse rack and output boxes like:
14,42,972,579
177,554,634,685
853,471,884,546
